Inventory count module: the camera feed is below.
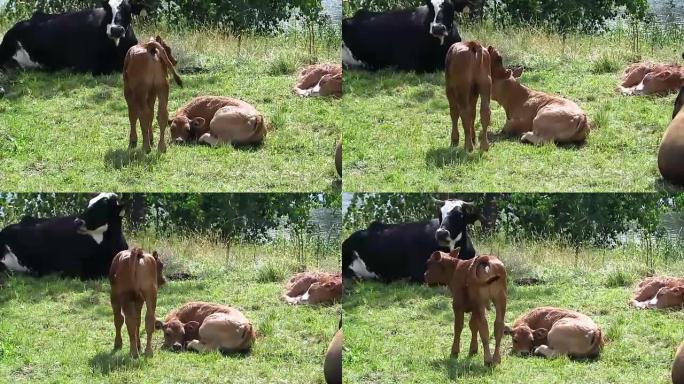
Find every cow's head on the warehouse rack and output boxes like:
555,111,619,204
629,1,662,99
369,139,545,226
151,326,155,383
424,249,459,286
504,324,547,355
169,116,205,144
425,0,468,45
101,0,144,46
75,193,125,244
155,318,199,351
433,199,479,249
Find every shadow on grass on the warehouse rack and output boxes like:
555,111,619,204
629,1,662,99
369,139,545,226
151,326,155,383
3,69,119,101
430,355,494,380
104,148,162,170
654,177,684,193
344,69,443,98
90,350,142,374
425,146,482,168
343,279,443,310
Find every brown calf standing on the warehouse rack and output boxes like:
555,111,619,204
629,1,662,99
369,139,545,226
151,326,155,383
324,318,342,384
424,248,507,365
110,248,165,358
674,340,684,384
123,36,183,153
659,89,684,186
445,41,492,152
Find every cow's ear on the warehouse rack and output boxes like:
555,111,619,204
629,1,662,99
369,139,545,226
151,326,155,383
462,202,480,224
503,325,513,336
167,119,173,126
425,0,435,10
131,2,146,15
101,0,109,9
512,67,524,78
533,328,548,340
155,320,164,330
449,247,461,258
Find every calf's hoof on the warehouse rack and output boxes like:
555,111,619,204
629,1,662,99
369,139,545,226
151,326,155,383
158,144,167,154
468,347,478,356
144,348,153,358
128,141,137,149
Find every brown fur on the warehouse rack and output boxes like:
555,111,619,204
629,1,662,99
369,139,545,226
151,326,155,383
425,248,507,365
620,62,684,96
324,327,342,384
169,96,265,145
282,271,342,305
109,248,165,358
488,46,589,145
294,63,342,98
674,340,684,384
630,276,684,309
156,301,255,352
504,307,603,358
445,41,492,152
123,36,182,153
659,99,684,185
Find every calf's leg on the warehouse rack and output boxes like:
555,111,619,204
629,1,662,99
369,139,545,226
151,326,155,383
492,293,507,364
111,293,124,350
468,316,479,356
451,303,465,357
123,301,140,358
156,86,169,153
478,80,491,151
124,87,138,149
446,88,461,147
473,308,494,365
143,290,157,357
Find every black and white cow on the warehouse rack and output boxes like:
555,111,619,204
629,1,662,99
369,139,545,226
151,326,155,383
0,1,144,75
342,0,469,72
0,193,128,279
342,199,479,282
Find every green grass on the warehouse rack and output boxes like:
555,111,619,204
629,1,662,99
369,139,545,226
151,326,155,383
0,234,341,383
343,239,684,383
0,26,341,192
343,23,683,192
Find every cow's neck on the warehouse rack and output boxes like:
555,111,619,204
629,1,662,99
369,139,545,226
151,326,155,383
493,78,532,117
453,231,476,259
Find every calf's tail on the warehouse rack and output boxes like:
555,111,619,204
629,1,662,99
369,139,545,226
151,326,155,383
146,41,183,87
129,247,144,284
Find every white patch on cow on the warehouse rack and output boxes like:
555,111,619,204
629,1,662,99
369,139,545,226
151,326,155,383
106,0,124,45
431,0,445,23
439,200,465,250
89,192,117,208
12,43,41,69
647,294,660,308
3,247,30,273
81,224,108,244
349,252,378,279
341,43,366,68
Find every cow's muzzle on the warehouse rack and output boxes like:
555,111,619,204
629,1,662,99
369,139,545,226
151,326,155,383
430,23,448,37
435,228,451,245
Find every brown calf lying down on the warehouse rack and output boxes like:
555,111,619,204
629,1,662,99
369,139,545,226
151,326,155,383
169,96,266,146
674,340,684,384
659,90,684,185
445,41,492,152
123,36,183,153
294,63,342,98
504,307,603,359
282,271,342,305
619,62,684,96
324,320,342,384
156,301,255,353
424,249,507,365
630,276,684,309
488,46,590,145
110,248,165,357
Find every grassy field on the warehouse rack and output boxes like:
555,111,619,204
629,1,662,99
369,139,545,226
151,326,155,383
343,239,684,383
0,24,341,192
0,234,341,383
343,23,683,192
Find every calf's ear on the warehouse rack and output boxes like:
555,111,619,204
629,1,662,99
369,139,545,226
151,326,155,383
512,66,524,78
449,247,461,258
184,321,200,335
155,320,164,330
533,328,548,340
503,325,513,335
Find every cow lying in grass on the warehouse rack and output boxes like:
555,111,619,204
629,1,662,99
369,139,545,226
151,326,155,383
504,307,603,359
169,96,266,147
124,35,182,153
488,46,590,145
156,301,255,353
110,248,165,358
294,64,342,98
424,248,507,365
619,62,684,96
630,276,684,309
445,41,491,152
282,271,342,305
